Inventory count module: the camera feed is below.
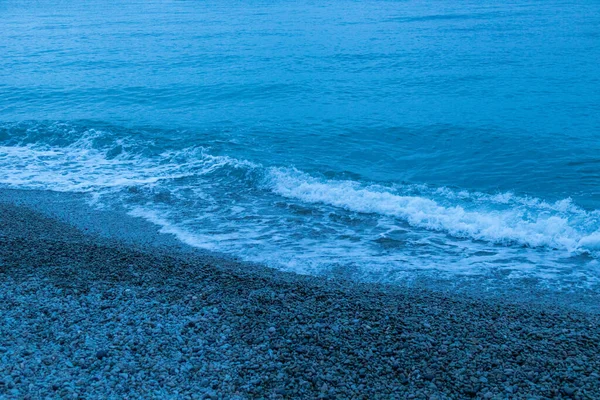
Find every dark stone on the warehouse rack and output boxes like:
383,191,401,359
423,372,435,381
95,350,109,360
276,387,287,395
563,386,576,397
295,346,308,354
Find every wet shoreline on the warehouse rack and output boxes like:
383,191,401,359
1,192,599,398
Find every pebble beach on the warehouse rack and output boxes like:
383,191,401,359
1,195,600,399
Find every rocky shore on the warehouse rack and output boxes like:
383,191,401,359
1,199,599,399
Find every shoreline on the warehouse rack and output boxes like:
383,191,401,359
1,191,600,398
2,187,600,316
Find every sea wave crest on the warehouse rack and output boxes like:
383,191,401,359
266,168,600,254
1,121,599,256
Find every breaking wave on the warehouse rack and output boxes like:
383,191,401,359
267,168,600,254
1,121,599,265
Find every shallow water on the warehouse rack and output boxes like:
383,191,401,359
1,0,600,291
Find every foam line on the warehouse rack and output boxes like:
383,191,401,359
266,168,600,253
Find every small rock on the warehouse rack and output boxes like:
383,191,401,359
563,386,576,397
295,345,307,354
95,350,109,360
249,378,261,386
202,390,217,400
275,387,287,395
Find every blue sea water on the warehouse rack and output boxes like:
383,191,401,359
1,0,600,290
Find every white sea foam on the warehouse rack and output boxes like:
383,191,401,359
266,168,600,254
128,207,219,250
1,130,599,259
0,133,254,193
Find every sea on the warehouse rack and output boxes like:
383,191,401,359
2,0,600,300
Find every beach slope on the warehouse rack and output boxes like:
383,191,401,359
0,200,599,399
